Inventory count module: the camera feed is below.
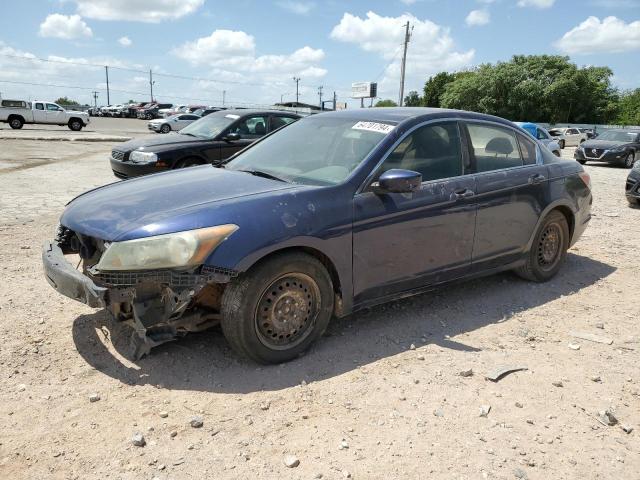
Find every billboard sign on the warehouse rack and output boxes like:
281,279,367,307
351,82,377,99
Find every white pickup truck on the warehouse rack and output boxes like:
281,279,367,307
0,99,90,131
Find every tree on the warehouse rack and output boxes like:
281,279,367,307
374,99,398,107
438,55,619,124
55,96,77,106
617,89,640,126
422,72,458,108
403,91,422,107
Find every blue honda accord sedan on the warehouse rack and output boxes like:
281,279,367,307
43,108,592,363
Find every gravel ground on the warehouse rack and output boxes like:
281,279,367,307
0,130,638,480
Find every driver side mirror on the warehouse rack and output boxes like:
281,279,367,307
372,169,422,194
224,132,241,142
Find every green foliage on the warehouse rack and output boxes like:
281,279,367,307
374,99,398,107
404,91,421,107
55,96,77,106
616,89,640,126
428,55,620,124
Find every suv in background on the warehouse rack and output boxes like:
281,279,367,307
548,127,588,149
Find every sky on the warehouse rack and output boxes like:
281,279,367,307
0,0,638,108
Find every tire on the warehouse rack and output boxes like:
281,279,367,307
559,140,565,149
515,210,569,283
577,159,586,165
9,116,24,129
68,119,83,131
221,252,334,364
553,150,561,157
628,197,640,207
622,153,634,169
160,124,171,134
175,157,201,169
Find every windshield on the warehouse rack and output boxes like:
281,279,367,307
548,130,563,136
180,112,237,140
596,131,637,142
225,116,393,186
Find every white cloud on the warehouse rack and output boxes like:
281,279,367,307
172,29,326,87
330,11,474,97
465,9,490,26
517,0,555,8
118,36,132,47
73,0,204,23
276,1,315,15
400,0,418,5
555,16,640,54
38,14,93,40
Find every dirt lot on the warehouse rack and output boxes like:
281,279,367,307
1,122,638,480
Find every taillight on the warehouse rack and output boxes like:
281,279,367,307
578,171,591,189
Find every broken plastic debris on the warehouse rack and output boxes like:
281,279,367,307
485,366,528,382
569,331,613,345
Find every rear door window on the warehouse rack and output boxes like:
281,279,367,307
517,134,537,165
466,123,523,172
228,116,268,139
35,103,44,110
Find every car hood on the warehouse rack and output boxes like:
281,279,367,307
61,166,301,242
581,140,627,149
66,109,88,116
117,133,207,152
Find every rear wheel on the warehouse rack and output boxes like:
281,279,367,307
160,124,171,134
221,252,334,364
515,210,569,282
175,157,201,169
9,116,24,129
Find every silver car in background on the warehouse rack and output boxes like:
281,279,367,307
548,127,588,149
148,113,201,133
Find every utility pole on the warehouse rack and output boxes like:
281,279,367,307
104,66,111,105
318,86,324,110
398,21,412,107
222,90,226,107
92,91,99,107
149,69,155,102
333,91,337,111
293,77,300,104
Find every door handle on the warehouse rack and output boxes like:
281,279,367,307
451,188,475,201
528,173,546,185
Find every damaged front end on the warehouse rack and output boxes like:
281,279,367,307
43,225,238,359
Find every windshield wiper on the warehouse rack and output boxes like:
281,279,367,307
237,169,287,182
180,132,197,137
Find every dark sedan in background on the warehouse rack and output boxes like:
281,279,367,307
574,129,639,168
45,108,592,363
626,160,640,206
110,109,301,178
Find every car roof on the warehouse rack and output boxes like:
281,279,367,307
313,107,515,128
215,108,303,117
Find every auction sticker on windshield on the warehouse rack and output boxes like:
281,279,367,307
352,121,395,134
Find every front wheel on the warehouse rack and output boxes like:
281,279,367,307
515,210,569,282
68,119,83,131
622,153,634,169
160,124,171,134
559,140,565,149
221,252,334,364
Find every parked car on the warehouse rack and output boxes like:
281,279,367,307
515,122,561,157
574,129,640,168
548,127,588,149
148,113,200,133
111,109,301,178
138,103,174,120
192,107,222,117
626,160,640,206
578,128,597,139
0,99,90,130
158,104,178,118
44,108,592,362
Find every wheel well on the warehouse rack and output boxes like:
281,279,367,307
175,156,205,168
249,246,342,296
553,206,575,241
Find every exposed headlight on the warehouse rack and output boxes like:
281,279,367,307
129,151,158,164
95,225,239,271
